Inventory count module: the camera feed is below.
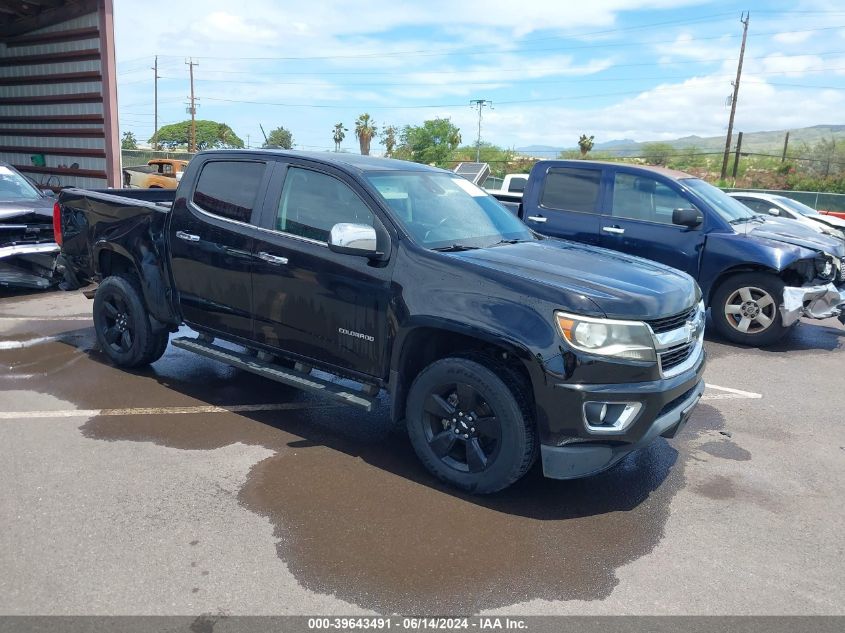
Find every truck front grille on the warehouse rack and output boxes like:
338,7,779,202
646,306,697,334
659,341,696,372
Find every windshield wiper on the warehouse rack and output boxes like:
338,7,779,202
431,244,479,252
729,217,753,225
489,238,525,247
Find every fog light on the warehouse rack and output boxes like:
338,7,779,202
583,401,642,433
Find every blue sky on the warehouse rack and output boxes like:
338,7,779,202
113,0,845,153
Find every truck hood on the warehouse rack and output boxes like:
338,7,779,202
743,216,845,256
0,198,54,221
452,239,698,319
809,214,845,231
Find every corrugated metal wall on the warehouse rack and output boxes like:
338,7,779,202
0,3,118,190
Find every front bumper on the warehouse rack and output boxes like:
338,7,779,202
541,377,704,479
780,282,845,327
0,243,59,289
533,338,705,480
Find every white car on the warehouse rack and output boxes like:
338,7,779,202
728,191,845,242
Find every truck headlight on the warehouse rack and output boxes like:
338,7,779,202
555,311,656,362
815,255,835,281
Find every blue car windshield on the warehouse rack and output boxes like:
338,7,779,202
683,178,757,223
365,171,534,249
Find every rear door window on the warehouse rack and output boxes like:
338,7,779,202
192,161,266,223
540,167,601,213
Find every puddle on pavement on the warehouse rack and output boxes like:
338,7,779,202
7,322,728,612
696,439,751,461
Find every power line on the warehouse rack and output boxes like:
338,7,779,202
143,62,845,88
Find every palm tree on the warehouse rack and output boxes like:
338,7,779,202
355,114,377,155
578,134,595,156
332,123,347,152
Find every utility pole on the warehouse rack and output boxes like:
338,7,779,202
186,58,199,153
781,131,790,162
732,131,743,179
470,99,492,162
151,56,160,150
720,12,749,180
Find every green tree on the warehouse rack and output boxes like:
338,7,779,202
451,143,515,178
381,124,398,157
332,122,348,152
121,131,138,150
578,134,594,156
263,126,293,149
395,118,462,167
641,142,675,166
355,114,377,155
149,120,244,151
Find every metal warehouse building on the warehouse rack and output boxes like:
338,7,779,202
0,0,119,189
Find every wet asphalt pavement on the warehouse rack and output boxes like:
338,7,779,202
1,289,844,615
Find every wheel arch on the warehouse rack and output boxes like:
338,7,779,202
389,323,538,425
95,244,179,327
706,264,783,306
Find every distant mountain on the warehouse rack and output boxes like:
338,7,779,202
516,125,845,158
514,145,562,155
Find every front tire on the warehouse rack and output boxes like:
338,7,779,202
405,355,537,494
93,275,169,368
710,273,789,346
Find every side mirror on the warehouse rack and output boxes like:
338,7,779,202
672,208,703,228
41,189,56,198
768,207,780,216
328,223,381,258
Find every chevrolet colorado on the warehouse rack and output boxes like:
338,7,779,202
56,150,705,493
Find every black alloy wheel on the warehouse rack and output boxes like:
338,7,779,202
406,355,537,493
423,382,502,473
100,293,135,354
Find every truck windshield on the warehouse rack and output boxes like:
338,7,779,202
365,171,534,249
0,165,42,202
683,178,757,223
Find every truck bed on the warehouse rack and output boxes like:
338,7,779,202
57,187,178,325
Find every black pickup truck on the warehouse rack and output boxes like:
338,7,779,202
56,150,705,493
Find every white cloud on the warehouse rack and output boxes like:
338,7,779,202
759,53,825,75
112,0,845,150
655,31,734,63
773,30,813,45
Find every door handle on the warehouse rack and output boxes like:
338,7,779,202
176,230,200,242
602,226,625,235
526,215,547,223
258,252,289,265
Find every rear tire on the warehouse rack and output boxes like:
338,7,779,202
405,355,537,494
93,275,169,368
710,273,789,346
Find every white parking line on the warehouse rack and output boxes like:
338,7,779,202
0,402,337,420
0,335,60,350
0,316,91,321
703,383,763,400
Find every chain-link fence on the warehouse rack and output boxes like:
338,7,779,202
121,149,196,168
723,188,845,212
